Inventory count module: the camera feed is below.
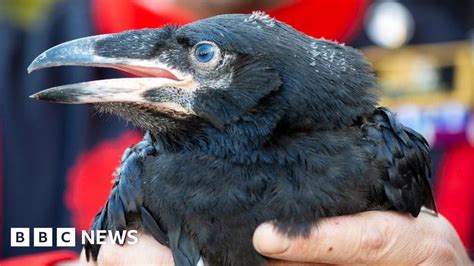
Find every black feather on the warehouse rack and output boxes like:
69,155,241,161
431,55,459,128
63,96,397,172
362,107,437,216
141,206,169,246
84,136,160,261
168,226,201,266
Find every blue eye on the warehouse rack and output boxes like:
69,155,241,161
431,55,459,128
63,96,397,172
194,43,216,63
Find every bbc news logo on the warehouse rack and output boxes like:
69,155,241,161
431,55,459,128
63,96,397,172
10,228,138,247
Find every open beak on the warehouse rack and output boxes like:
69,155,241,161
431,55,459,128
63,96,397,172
28,31,194,105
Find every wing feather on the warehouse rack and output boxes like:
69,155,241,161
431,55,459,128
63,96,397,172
363,107,437,216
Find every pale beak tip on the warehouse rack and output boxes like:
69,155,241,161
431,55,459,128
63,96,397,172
28,50,52,74
27,60,40,74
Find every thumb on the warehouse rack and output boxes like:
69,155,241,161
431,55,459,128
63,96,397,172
253,211,435,264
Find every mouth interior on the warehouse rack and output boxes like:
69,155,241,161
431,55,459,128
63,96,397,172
113,65,180,80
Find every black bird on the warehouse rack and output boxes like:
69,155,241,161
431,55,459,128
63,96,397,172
29,12,436,266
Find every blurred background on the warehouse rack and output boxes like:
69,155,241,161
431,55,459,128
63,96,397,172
1,0,473,263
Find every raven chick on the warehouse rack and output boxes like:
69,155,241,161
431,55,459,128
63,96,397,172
29,12,436,266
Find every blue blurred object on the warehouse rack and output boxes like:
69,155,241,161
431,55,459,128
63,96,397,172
395,103,472,146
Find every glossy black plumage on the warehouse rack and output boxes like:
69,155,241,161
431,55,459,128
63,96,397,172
29,13,436,266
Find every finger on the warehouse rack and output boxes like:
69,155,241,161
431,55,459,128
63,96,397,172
253,211,437,264
98,233,174,265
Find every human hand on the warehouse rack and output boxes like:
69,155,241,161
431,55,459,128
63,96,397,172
80,210,471,265
79,232,173,265
254,210,472,265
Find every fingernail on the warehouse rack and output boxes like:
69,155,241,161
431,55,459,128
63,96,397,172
253,223,290,254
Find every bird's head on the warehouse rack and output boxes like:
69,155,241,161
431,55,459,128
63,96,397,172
29,12,377,149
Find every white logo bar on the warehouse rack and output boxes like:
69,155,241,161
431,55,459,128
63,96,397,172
10,228,138,247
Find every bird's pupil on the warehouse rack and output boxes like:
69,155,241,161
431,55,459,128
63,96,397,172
195,43,215,63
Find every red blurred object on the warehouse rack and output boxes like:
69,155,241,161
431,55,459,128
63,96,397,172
436,142,474,251
0,251,77,266
93,0,369,41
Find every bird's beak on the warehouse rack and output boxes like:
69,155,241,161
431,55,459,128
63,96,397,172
28,32,194,108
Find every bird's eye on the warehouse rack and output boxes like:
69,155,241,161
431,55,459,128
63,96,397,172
194,43,215,62
191,42,221,68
